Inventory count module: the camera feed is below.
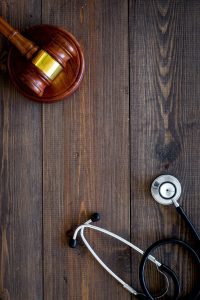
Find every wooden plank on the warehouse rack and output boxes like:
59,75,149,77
0,1,43,299
42,0,130,299
130,0,200,297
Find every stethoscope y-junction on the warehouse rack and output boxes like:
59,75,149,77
70,175,200,300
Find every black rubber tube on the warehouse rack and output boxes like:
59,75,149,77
139,238,200,300
176,206,200,245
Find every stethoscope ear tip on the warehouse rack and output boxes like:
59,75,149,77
69,238,77,248
91,212,100,222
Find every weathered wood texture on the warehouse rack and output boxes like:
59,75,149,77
0,0,199,299
130,0,200,297
0,1,43,300
42,1,130,300
43,0,130,300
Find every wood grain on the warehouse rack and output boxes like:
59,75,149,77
0,1,43,299
42,1,130,299
0,0,200,299
130,0,200,297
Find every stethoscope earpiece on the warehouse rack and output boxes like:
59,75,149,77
69,213,100,249
91,212,101,222
69,238,77,248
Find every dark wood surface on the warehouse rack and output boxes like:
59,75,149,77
0,1,199,299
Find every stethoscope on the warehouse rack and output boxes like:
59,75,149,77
69,175,200,299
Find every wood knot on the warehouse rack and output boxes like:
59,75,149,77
155,140,181,163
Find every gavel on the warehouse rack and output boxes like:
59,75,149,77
0,16,77,97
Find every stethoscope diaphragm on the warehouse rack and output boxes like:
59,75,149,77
151,175,182,205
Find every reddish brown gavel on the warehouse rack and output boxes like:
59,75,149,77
0,16,77,97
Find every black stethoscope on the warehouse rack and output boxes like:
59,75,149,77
69,175,200,299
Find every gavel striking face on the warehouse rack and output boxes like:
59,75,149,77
0,17,77,97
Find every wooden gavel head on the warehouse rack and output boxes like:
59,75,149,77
20,34,77,97
0,16,84,100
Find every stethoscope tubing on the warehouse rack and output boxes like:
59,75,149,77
176,205,200,244
80,224,138,295
139,238,200,300
73,223,161,266
71,220,168,297
71,219,172,298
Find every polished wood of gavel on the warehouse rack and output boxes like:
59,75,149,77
0,16,83,100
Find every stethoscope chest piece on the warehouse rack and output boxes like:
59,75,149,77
151,175,182,205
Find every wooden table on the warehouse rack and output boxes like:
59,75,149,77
0,1,199,299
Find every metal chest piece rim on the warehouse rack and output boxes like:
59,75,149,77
151,175,182,205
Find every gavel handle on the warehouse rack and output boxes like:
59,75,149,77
0,16,38,59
